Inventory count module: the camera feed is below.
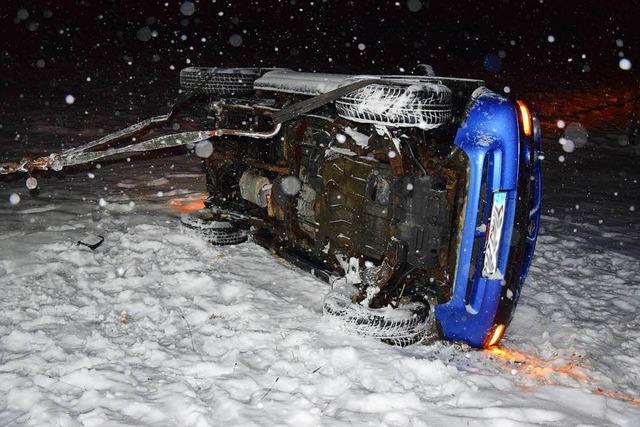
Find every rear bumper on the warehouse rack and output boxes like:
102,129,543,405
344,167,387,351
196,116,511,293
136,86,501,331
435,90,542,348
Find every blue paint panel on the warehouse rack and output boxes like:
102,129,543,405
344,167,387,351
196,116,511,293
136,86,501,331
435,91,523,348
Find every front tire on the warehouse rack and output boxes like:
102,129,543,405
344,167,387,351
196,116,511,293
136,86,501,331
323,283,430,347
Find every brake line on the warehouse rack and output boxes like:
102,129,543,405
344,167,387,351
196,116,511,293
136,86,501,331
63,72,218,156
0,68,228,177
0,124,282,180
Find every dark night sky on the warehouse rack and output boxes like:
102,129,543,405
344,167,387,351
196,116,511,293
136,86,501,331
1,0,639,99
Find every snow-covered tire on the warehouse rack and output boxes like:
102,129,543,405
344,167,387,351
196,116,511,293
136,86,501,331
323,287,429,346
180,67,259,96
180,210,248,245
335,83,452,129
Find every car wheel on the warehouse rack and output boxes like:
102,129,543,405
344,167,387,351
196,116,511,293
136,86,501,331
323,283,430,347
180,209,248,246
335,83,452,129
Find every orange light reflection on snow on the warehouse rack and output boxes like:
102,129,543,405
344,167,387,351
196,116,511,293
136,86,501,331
168,193,206,213
487,346,640,406
488,346,588,383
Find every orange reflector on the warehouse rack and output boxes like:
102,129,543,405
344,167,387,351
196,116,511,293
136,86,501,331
486,324,506,347
516,100,533,137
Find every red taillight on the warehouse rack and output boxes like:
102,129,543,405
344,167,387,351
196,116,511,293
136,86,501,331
516,100,533,137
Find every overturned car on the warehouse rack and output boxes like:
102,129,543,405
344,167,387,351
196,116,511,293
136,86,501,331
1,66,542,348
178,67,542,348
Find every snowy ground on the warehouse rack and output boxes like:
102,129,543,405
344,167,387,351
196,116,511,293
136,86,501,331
1,99,639,425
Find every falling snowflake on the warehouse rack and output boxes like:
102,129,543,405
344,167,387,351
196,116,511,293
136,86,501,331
281,176,301,195
619,58,632,70
229,34,243,47
407,0,422,12
195,140,214,158
559,137,575,153
180,1,195,16
16,9,29,21
26,177,37,190
137,27,152,42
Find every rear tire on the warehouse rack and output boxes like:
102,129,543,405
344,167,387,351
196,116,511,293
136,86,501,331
180,209,248,246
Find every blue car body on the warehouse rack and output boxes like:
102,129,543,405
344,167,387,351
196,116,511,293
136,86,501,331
435,90,542,347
